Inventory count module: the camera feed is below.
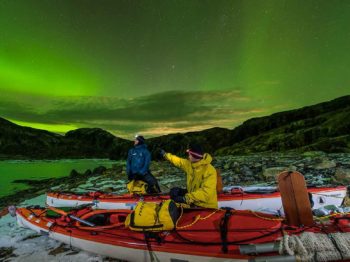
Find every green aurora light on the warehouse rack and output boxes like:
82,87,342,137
0,0,349,137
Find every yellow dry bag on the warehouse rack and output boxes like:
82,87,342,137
127,180,148,195
125,200,179,232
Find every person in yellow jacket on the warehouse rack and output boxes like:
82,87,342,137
160,143,218,209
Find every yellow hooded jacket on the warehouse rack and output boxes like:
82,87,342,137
164,152,218,209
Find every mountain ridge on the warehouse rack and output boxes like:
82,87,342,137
1,95,349,159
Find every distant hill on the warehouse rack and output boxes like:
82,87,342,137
0,118,129,159
1,95,349,159
217,95,350,155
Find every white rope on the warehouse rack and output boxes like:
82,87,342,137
279,232,350,261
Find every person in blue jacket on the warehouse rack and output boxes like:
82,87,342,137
126,135,160,193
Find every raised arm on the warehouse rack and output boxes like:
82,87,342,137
164,153,191,172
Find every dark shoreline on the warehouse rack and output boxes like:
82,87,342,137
0,164,121,210
1,152,350,211
0,156,115,161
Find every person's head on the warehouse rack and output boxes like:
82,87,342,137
186,143,204,162
134,134,145,145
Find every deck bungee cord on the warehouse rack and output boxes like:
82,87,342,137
38,205,290,246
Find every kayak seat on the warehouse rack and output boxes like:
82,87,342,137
86,214,108,226
109,213,126,224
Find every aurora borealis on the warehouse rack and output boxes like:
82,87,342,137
0,0,349,138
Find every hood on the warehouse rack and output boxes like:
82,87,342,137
192,153,212,167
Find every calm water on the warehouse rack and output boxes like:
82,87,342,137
0,159,119,197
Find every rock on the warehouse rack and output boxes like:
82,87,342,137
48,243,70,256
93,166,107,175
22,234,41,241
296,163,305,171
233,161,240,167
309,175,327,186
150,168,164,176
288,165,297,171
0,247,17,260
111,164,123,174
304,173,314,180
84,169,92,176
70,169,80,177
103,187,115,193
253,162,262,169
262,167,288,181
313,159,336,170
302,151,326,157
221,170,235,179
343,196,350,206
66,251,80,256
240,165,254,178
232,173,242,183
334,168,350,184
103,257,124,262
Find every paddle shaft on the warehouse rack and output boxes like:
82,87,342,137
69,214,95,227
47,206,95,227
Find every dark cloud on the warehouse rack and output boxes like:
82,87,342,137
0,100,47,123
0,90,268,136
47,90,256,121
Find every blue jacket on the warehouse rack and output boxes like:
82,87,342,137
126,144,151,176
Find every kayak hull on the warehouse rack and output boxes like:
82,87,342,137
46,186,347,213
16,207,283,261
52,233,246,262
16,206,350,262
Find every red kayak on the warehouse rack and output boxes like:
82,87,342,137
16,205,350,262
17,171,350,262
46,185,347,213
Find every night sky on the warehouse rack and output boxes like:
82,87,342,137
0,0,349,138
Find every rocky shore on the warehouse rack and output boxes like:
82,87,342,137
214,151,350,187
1,152,349,210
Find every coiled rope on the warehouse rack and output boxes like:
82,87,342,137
279,232,350,261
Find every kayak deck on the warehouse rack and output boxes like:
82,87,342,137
16,206,350,261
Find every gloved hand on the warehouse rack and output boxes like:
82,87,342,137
171,195,186,204
178,188,188,196
170,187,187,198
160,149,166,157
170,187,181,198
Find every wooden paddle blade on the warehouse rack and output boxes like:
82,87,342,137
278,171,314,226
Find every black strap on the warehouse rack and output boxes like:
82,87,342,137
144,232,160,262
131,224,164,229
220,208,233,253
